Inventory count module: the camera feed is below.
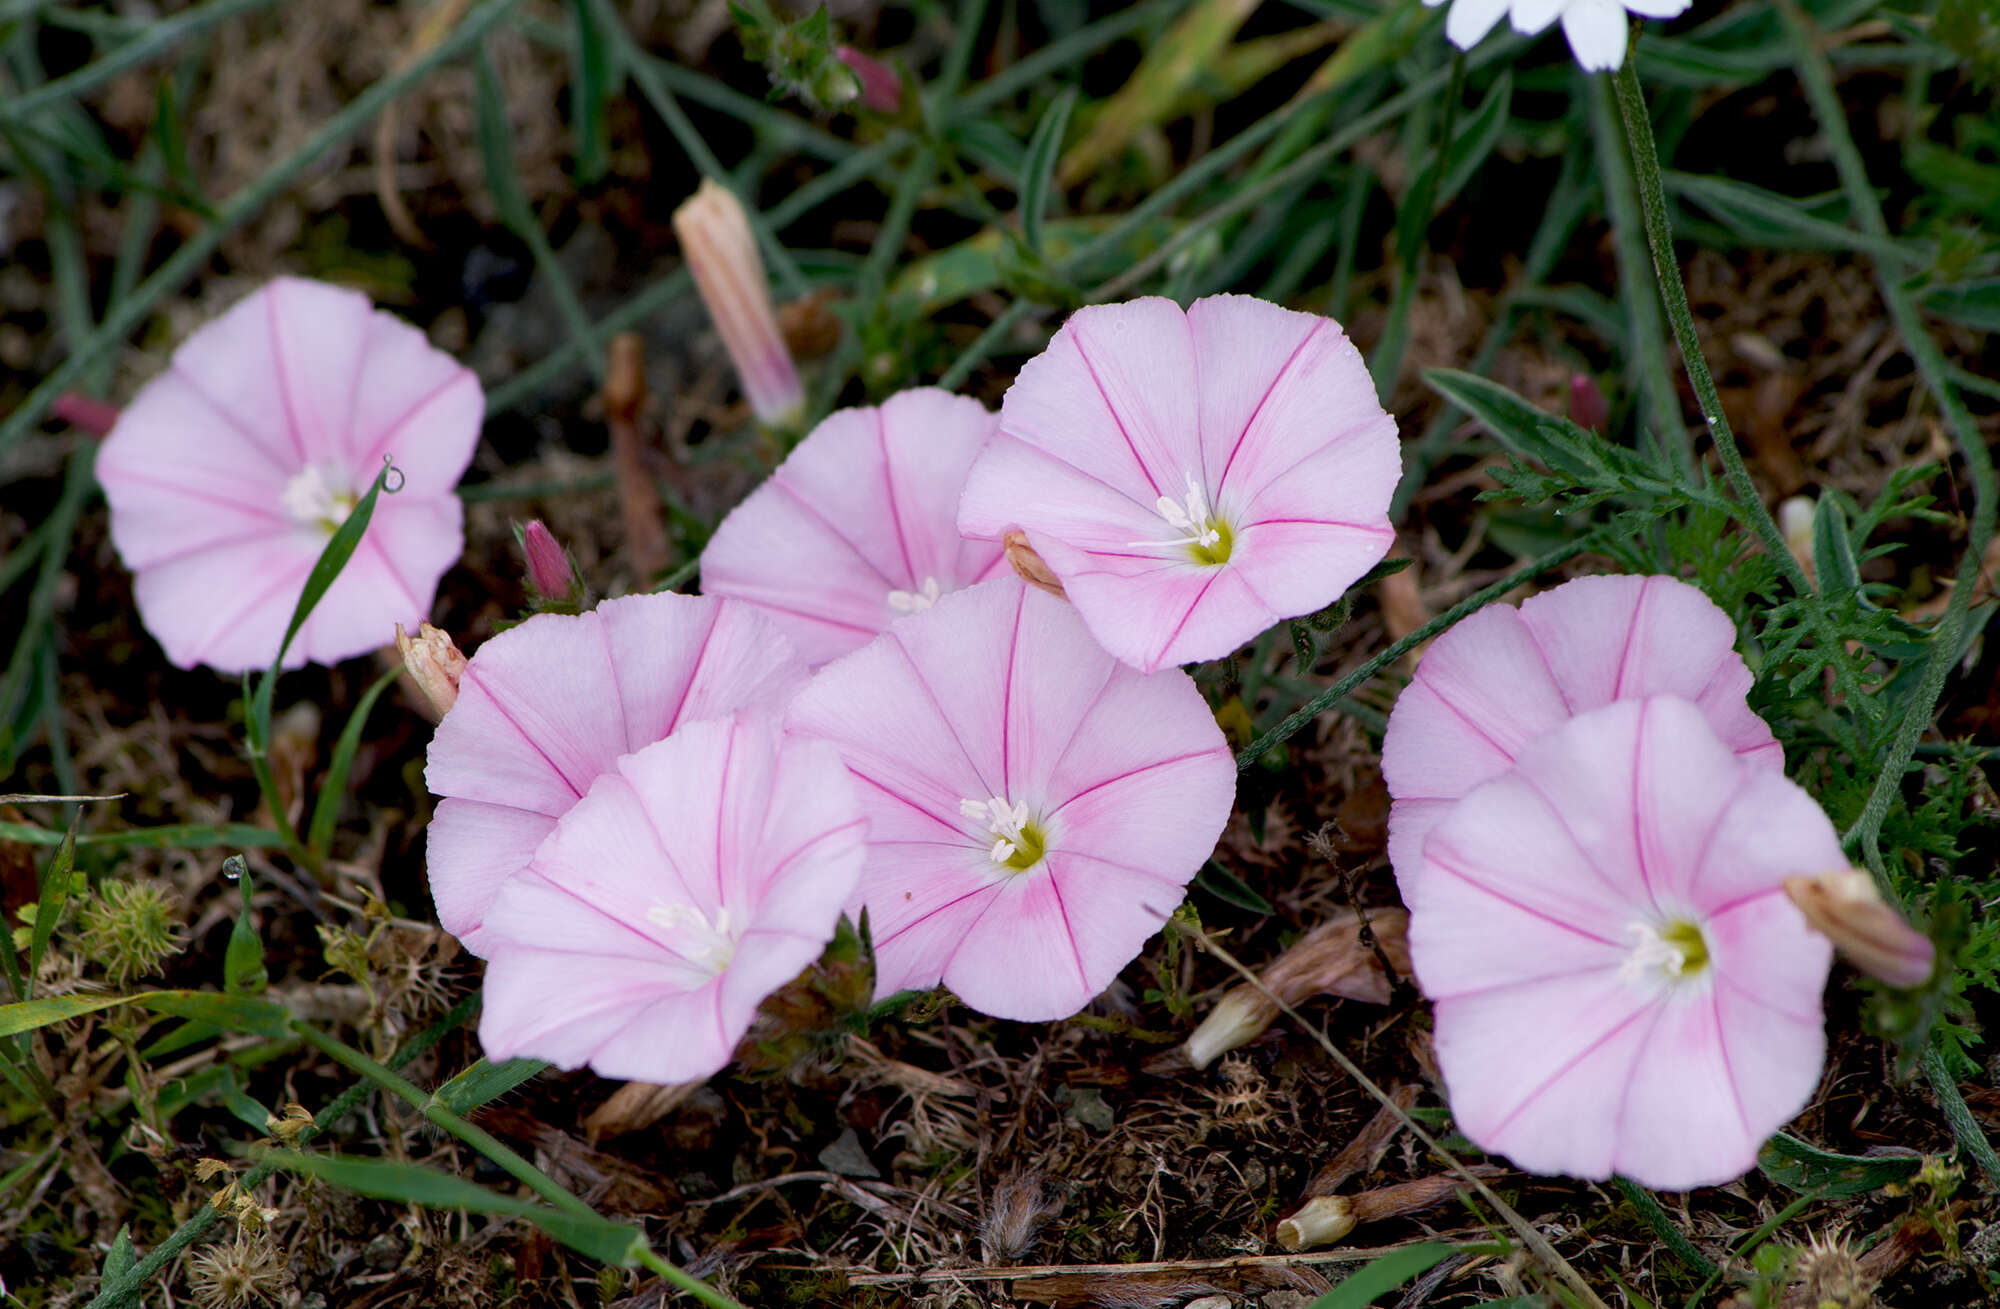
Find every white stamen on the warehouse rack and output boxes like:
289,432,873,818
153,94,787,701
1129,472,1222,551
280,465,356,530
1618,921,1686,983
960,795,1032,865
887,576,944,614
645,901,737,973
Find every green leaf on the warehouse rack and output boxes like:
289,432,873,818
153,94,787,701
1810,495,1862,599
1757,1131,1922,1197
1353,556,1415,589
218,1065,276,1135
1192,861,1274,916
0,820,287,850
1288,619,1316,667
223,860,267,996
103,1226,137,1282
1020,86,1078,256
27,811,78,999
1395,71,1511,270
0,992,131,1036
1307,1242,1455,1308
1921,279,2000,332
0,988,291,1041
475,43,536,230
567,0,611,185
306,666,401,857
256,1149,647,1266
1421,369,1604,479
429,1057,549,1116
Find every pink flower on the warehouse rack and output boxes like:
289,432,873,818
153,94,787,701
476,715,865,1083
520,520,579,602
835,45,902,111
423,593,804,949
958,295,1399,673
96,277,482,672
699,388,1011,667
785,577,1236,1020
1381,575,1781,895
1409,695,1836,1190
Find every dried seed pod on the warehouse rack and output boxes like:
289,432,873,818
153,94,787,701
1003,531,1068,599
1274,1166,1504,1252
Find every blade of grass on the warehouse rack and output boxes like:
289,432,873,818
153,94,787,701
0,447,93,774
0,820,286,849
0,0,285,125
305,665,402,857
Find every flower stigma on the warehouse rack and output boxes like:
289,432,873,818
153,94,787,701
1131,472,1232,566
887,576,944,615
645,901,737,973
280,465,357,535
1618,918,1711,984
959,796,1047,871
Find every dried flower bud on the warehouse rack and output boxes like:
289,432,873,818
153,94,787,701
1184,909,1410,1069
1785,869,1934,989
1780,494,1816,580
672,178,804,428
1567,372,1609,432
835,45,902,111
396,622,465,720
522,521,579,602
265,1102,315,1147
188,1231,292,1309
1275,1166,1504,1252
194,1158,235,1184
1003,531,1067,599
1792,1229,1873,1309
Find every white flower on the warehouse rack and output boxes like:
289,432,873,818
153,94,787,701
1423,0,1691,72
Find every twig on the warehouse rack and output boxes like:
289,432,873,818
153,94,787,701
603,333,668,581
842,1242,1476,1286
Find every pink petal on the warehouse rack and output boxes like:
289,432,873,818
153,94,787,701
128,537,318,672
424,593,805,945
701,388,1007,666
962,294,1397,673
423,799,554,945
477,716,864,1083
787,577,1234,1019
1383,575,1780,891
345,313,485,490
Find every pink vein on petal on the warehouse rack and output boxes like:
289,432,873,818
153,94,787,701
1215,319,1324,490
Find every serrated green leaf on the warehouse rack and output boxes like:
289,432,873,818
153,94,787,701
257,1149,647,1266
1021,86,1078,256
1757,1131,1922,1196
429,1057,548,1116
1307,1242,1455,1308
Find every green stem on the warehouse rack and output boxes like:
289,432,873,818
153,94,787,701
1236,533,1601,770
1606,54,1873,709
0,0,285,124
1613,1177,1720,1278
1585,68,1692,478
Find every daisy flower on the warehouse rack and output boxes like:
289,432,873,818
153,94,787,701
1409,695,1837,1190
423,593,804,949
785,577,1236,1020
96,277,482,672
1425,0,1692,73
1381,574,1780,895
477,715,865,1083
700,388,1010,666
958,294,1399,674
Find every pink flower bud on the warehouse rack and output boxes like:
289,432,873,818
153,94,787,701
672,179,805,428
396,622,466,720
521,520,577,600
835,45,901,112
1567,372,1609,432
1785,869,1935,990
53,392,121,439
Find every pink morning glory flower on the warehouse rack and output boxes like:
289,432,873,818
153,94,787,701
1409,695,1837,1191
476,715,865,1083
785,576,1236,1021
700,387,1010,667
957,294,1400,674
1381,574,1781,896
423,592,804,949
96,277,482,673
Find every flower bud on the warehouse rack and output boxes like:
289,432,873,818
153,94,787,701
522,520,579,602
396,622,466,720
672,179,805,428
1785,869,1934,989
1779,495,1816,580
1567,372,1609,432
1003,531,1067,599
835,45,902,111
